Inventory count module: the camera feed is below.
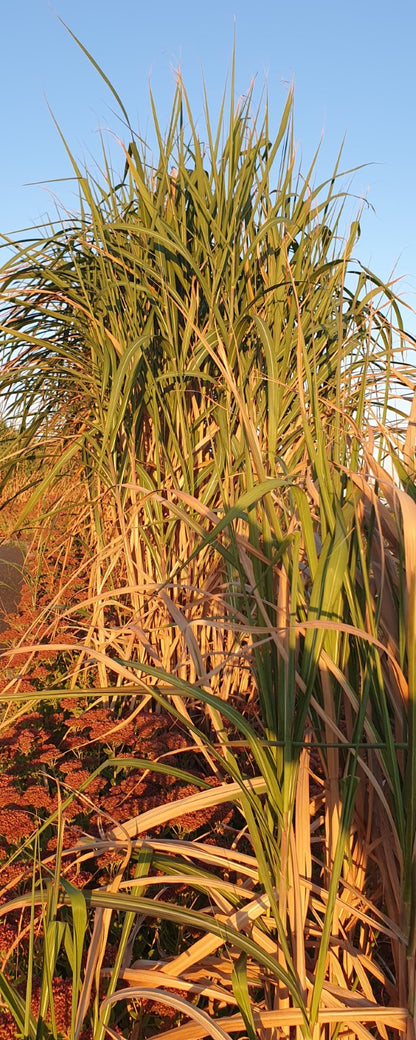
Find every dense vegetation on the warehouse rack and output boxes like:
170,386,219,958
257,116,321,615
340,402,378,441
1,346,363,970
0,48,415,1039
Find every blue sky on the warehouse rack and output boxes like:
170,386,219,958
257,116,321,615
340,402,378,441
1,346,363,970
1,0,415,330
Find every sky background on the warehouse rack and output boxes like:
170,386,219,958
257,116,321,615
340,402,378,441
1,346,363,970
1,0,415,331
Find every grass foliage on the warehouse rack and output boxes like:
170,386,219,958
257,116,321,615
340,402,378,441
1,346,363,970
0,41,416,1039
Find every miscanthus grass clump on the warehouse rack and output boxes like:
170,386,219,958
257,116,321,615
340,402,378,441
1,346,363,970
0,37,416,1040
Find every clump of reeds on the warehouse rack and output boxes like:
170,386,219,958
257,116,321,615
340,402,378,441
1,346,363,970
0,36,416,1040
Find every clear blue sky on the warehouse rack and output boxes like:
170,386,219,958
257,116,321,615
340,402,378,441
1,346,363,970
1,0,415,330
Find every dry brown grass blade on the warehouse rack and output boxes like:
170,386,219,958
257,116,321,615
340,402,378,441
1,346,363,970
404,386,416,470
102,966,236,1004
291,740,311,997
69,835,260,883
349,470,400,553
108,775,267,842
307,873,406,942
155,590,224,774
154,1006,410,1040
162,890,274,977
100,987,235,1040
393,488,416,624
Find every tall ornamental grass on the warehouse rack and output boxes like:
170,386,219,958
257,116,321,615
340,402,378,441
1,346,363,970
1,41,416,1039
